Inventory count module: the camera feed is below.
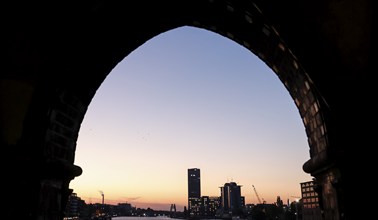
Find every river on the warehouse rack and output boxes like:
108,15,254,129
112,217,173,220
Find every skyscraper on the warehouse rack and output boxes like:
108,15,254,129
220,182,244,215
188,168,201,216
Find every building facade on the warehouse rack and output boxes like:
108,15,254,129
220,182,244,215
300,180,322,220
200,196,221,217
64,192,87,218
188,168,201,216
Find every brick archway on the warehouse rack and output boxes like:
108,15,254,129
1,1,372,219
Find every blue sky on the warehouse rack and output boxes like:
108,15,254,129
69,26,312,211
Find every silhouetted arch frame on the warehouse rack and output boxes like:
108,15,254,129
5,0,371,218
85,0,328,170
43,1,330,179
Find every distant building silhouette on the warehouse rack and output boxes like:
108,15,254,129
276,196,284,208
200,196,221,217
188,168,201,216
170,204,177,218
220,182,244,216
301,180,322,220
116,203,133,216
64,192,87,218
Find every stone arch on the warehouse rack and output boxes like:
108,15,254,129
48,1,329,217
44,1,330,187
2,0,372,219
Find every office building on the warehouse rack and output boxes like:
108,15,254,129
188,168,201,216
220,182,244,215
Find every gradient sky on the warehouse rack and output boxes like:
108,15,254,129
69,26,312,211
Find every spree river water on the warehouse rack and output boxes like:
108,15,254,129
113,217,173,220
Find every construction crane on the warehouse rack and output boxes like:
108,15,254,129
252,185,264,204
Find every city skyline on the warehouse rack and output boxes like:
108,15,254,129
69,26,312,211
70,167,300,211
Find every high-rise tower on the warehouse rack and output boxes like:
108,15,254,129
188,168,201,216
220,182,244,214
